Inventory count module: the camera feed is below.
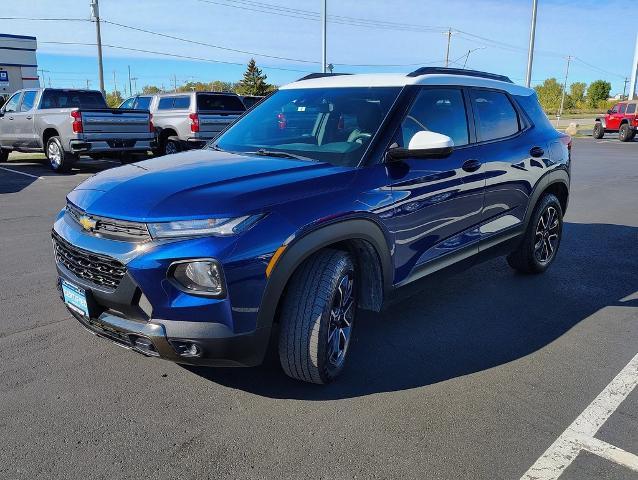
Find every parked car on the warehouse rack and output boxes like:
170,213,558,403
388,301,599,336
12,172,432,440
240,95,265,109
0,88,154,172
120,91,246,155
593,100,638,141
52,68,571,384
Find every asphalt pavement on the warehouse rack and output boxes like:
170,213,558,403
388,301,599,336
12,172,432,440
0,138,636,480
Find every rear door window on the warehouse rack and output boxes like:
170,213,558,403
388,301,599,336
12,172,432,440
40,90,107,109
400,87,469,147
134,96,152,110
172,96,190,109
197,94,246,112
20,91,38,111
627,103,637,114
471,89,520,142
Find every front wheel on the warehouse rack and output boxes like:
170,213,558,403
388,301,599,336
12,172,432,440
46,136,77,173
278,249,356,384
507,193,563,274
592,123,604,139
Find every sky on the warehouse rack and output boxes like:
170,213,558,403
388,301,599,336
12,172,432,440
1,0,635,96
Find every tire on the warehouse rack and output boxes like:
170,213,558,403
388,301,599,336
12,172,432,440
619,123,633,142
45,136,77,173
507,193,563,274
160,137,181,156
278,249,357,384
0,146,8,162
592,122,604,139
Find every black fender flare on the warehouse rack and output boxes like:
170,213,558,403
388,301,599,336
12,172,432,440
255,218,393,331
523,168,570,228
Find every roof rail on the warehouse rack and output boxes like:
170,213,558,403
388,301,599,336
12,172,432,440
296,72,352,82
407,67,513,83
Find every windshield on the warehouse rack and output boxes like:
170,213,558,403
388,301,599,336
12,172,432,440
214,87,401,167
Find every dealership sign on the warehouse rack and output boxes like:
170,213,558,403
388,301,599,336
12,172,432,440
0,71,8,84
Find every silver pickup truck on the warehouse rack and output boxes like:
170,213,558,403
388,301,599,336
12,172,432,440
120,91,246,155
0,88,155,172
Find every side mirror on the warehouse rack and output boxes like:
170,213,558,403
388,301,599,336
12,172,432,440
607,109,613,114
386,131,454,161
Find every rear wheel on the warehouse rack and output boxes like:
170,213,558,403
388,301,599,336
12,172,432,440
592,122,604,139
507,193,563,274
160,137,181,156
46,136,77,173
619,123,633,142
278,249,356,384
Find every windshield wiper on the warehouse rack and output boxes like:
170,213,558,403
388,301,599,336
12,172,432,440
251,149,313,161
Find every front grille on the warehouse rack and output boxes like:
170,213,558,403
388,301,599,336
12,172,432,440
66,201,150,242
52,232,126,289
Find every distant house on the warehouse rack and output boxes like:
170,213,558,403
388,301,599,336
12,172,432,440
0,33,39,98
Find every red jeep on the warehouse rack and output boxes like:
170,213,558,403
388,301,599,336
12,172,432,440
593,100,638,141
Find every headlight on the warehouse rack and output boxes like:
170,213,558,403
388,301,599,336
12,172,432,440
170,260,225,296
147,214,264,239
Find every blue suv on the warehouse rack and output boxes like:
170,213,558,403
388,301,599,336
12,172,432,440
52,68,571,384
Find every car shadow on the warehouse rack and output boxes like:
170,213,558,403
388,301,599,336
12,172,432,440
0,155,123,194
184,222,638,400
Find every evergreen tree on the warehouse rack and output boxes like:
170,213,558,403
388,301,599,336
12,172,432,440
236,59,273,96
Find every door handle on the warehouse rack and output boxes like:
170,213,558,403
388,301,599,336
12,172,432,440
8,116,14,120
462,159,482,172
529,146,544,158
26,115,32,120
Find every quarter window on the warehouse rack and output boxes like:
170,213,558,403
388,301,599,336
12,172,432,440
172,96,190,109
400,88,469,147
627,103,636,114
471,89,520,141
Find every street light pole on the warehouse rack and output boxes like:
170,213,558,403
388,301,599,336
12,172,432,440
525,0,538,88
321,0,327,73
462,47,486,69
90,0,105,94
444,28,452,68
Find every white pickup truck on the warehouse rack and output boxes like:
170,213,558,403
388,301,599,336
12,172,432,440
0,88,155,172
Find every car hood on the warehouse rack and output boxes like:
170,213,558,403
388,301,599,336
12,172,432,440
68,149,355,221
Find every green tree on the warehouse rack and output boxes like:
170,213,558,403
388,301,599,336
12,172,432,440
210,80,235,92
586,80,612,109
178,81,210,92
105,90,123,108
534,78,563,113
235,59,273,96
569,82,587,107
141,85,162,95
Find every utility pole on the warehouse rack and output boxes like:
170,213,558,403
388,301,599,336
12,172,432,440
557,55,572,128
321,0,327,73
128,65,132,97
90,0,105,94
525,0,538,88
112,70,117,94
444,28,452,68
622,77,629,100
86,79,91,89
132,77,138,95
172,74,178,92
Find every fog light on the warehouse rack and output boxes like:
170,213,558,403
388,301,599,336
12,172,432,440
171,260,225,297
171,341,202,358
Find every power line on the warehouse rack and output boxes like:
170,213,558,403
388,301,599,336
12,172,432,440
572,57,626,80
39,41,314,73
0,16,90,21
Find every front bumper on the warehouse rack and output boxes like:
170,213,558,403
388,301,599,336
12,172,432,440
52,210,272,367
